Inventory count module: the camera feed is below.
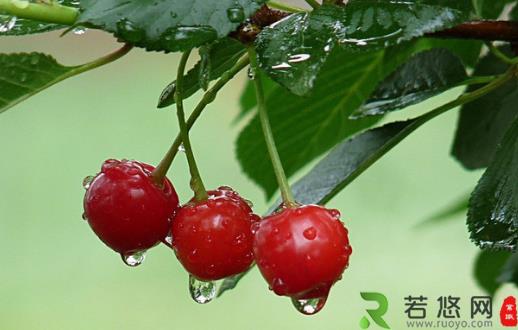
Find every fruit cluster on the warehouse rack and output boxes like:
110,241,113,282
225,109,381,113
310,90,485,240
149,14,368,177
82,159,352,314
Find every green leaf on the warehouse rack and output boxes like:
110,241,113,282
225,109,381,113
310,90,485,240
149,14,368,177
452,48,518,169
158,38,245,108
474,250,512,296
237,75,276,122
237,45,419,199
0,0,79,36
0,52,73,114
353,48,467,118
474,0,516,19
467,116,518,251
498,253,518,285
512,2,518,20
256,1,471,95
286,119,420,207
78,0,265,52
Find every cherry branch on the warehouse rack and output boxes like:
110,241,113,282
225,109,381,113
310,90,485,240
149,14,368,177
233,6,518,44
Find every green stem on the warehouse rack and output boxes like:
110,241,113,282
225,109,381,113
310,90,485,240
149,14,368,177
267,1,306,13
455,74,502,87
486,42,518,65
248,47,296,207
4,43,132,114
170,51,208,200
304,0,320,9
151,54,250,184
0,0,78,25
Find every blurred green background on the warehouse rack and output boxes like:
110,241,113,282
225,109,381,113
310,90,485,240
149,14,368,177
1,30,515,330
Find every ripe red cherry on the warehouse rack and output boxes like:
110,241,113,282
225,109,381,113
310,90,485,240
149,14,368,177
83,159,179,265
171,186,259,281
253,204,352,314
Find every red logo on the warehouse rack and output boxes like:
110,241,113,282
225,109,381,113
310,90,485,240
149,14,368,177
501,296,518,327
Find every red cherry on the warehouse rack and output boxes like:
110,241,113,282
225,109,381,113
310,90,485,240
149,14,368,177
83,159,179,263
253,204,351,313
171,186,259,281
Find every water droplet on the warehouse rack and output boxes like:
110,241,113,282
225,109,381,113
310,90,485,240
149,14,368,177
82,175,95,190
251,222,261,234
178,143,185,152
81,212,88,221
189,275,215,304
19,72,27,82
11,0,29,9
116,19,144,43
226,4,245,23
160,26,217,50
0,16,17,33
360,316,371,329
121,250,146,267
287,54,310,64
303,227,317,240
164,231,173,245
329,209,341,219
291,296,327,315
244,199,253,208
271,62,291,70
72,27,87,35
247,66,256,80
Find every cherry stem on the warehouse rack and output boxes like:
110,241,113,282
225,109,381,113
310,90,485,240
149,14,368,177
486,42,518,65
0,0,78,25
151,54,250,186
247,47,296,207
304,0,320,9
175,50,208,201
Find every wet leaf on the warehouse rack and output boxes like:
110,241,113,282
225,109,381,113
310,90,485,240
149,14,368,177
286,118,421,207
467,116,518,251
78,0,265,52
474,250,512,296
256,1,471,95
0,52,73,114
237,45,419,199
158,38,245,108
354,48,467,118
452,48,518,169
0,0,79,36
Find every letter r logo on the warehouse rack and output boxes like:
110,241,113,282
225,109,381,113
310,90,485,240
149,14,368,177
360,292,390,329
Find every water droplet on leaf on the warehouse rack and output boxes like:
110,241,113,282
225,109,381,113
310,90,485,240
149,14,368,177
0,16,17,33
189,275,215,304
227,4,245,23
116,19,144,43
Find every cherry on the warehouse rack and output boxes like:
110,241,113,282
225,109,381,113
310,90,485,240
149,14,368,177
171,186,259,281
83,159,179,264
253,204,352,314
